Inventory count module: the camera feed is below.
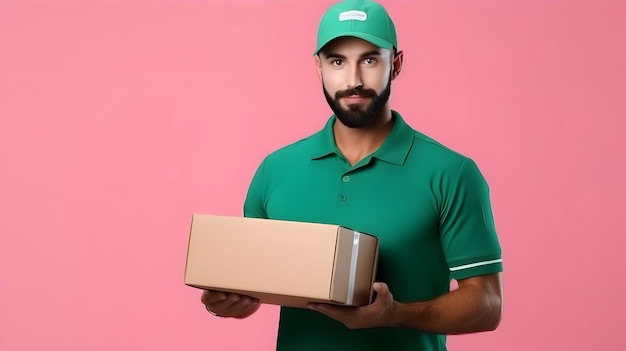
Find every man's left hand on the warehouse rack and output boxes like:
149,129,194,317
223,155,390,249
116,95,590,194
308,282,400,329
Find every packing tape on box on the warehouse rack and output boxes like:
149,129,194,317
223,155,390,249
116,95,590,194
346,231,361,305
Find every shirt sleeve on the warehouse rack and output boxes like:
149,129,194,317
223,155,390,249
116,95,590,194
439,159,503,280
243,159,269,219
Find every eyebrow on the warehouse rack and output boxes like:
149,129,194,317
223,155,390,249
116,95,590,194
323,50,383,59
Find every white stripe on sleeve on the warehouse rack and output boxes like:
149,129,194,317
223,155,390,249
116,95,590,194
449,259,502,272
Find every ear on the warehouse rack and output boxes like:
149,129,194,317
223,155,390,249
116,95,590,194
314,54,323,82
391,50,404,80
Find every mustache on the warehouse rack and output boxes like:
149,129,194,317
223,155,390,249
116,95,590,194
334,87,378,99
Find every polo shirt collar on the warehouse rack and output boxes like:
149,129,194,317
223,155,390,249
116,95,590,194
310,110,414,166
373,111,414,165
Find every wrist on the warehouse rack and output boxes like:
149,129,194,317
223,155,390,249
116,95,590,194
388,300,405,328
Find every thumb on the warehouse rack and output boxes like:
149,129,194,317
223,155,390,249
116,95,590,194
372,282,395,307
373,282,389,294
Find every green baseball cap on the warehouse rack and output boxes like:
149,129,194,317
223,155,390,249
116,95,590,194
315,0,397,55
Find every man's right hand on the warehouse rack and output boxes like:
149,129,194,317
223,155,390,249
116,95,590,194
200,290,261,318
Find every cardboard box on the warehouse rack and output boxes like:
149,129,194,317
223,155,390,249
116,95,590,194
184,214,379,308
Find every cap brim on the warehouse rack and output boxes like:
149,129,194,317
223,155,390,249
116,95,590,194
314,32,395,55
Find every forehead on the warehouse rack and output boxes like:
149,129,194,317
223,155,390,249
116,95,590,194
319,36,387,57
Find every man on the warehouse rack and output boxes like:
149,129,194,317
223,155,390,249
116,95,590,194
201,0,503,350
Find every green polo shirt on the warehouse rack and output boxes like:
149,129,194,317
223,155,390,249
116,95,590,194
243,111,502,351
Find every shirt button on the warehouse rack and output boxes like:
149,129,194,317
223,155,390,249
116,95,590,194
339,194,347,201
342,175,350,183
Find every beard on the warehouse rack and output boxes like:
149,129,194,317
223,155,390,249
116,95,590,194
323,77,392,129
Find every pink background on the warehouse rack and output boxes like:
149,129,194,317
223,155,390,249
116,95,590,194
1,0,625,350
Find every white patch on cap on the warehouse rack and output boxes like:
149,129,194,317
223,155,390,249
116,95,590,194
339,10,367,22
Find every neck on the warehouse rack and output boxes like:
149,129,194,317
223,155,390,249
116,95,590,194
333,108,394,166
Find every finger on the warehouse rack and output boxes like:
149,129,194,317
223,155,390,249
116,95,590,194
201,290,227,305
308,303,363,329
227,296,261,317
308,302,354,315
373,282,388,294
211,299,260,318
372,282,393,303
208,294,260,317
207,293,240,310
223,294,259,312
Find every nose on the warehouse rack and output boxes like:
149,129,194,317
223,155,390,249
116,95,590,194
346,65,363,89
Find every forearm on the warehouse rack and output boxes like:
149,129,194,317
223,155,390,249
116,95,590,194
391,273,503,334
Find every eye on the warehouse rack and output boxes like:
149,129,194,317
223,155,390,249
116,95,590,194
332,59,343,66
364,57,376,64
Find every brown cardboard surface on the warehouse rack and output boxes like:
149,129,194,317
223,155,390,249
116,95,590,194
184,214,379,308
